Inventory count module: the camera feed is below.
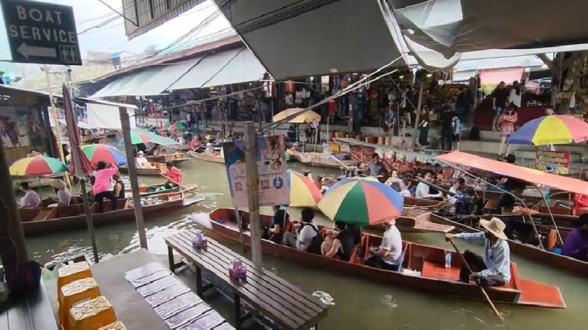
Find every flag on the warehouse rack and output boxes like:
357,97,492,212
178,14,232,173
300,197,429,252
63,84,94,176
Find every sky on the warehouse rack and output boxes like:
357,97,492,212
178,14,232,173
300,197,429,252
0,0,234,75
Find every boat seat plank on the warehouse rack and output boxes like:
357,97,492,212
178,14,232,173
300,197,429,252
516,279,567,308
33,209,56,221
421,260,460,281
412,221,455,233
165,231,329,329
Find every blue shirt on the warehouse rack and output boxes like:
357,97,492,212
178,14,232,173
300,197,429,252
455,232,511,283
453,119,462,135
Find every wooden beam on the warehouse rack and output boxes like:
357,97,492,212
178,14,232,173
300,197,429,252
244,122,262,267
0,143,28,265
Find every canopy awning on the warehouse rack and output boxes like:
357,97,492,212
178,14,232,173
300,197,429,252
479,68,523,86
214,0,407,79
78,97,138,130
435,151,588,195
202,48,267,87
91,58,202,97
168,48,243,91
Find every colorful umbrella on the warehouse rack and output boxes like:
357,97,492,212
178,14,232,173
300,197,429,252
272,107,321,124
119,127,178,146
508,115,588,145
164,121,187,130
286,170,322,207
10,156,69,176
318,179,403,226
78,144,127,166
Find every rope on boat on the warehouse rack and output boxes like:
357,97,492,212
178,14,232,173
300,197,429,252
312,291,335,305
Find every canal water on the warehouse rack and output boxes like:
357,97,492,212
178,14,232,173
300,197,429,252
24,158,587,329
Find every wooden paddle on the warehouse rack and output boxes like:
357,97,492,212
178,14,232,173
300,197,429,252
160,174,197,196
448,238,504,321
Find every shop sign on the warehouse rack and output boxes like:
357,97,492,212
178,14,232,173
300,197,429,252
223,135,289,208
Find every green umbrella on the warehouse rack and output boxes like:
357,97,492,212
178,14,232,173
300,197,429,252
118,128,179,146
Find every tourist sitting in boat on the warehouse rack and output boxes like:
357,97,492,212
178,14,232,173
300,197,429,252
135,151,152,169
573,170,588,215
321,221,355,261
391,181,411,198
93,161,119,213
112,173,125,200
49,178,71,206
18,182,41,209
415,171,443,200
204,143,214,154
364,219,402,270
384,170,400,185
264,205,290,244
448,178,467,214
562,214,588,261
366,153,387,180
283,207,322,253
446,217,511,287
164,161,183,189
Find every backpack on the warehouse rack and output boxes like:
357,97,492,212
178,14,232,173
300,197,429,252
301,223,323,254
469,126,480,140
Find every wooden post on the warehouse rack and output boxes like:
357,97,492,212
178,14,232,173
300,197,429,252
347,99,353,133
44,66,71,188
244,122,262,267
119,107,148,250
0,143,28,265
411,81,425,147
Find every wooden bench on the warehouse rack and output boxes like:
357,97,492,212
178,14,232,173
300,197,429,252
165,231,329,330
0,281,58,330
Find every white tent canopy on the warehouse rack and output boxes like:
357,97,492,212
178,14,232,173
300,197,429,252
78,98,138,130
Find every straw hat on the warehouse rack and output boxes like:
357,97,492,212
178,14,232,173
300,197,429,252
49,179,66,190
138,151,144,155
479,217,508,240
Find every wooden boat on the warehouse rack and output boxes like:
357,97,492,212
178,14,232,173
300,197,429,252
188,151,225,164
385,208,454,233
206,208,566,308
128,183,198,197
288,150,358,169
146,152,191,166
20,191,204,236
429,213,588,277
119,162,167,176
82,135,105,144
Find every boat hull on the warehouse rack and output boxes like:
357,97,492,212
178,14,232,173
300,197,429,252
119,162,167,176
206,208,566,308
22,192,204,236
188,151,225,164
288,150,357,169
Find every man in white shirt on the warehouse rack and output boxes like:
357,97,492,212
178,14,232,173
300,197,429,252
135,151,151,168
364,219,403,270
283,208,320,253
415,171,443,199
18,182,41,209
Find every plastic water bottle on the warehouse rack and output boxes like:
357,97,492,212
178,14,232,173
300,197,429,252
445,252,452,269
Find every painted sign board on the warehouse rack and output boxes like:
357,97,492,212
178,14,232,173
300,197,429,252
1,0,82,65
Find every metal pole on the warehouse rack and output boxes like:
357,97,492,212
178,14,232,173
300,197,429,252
234,207,246,253
44,66,71,188
0,142,28,265
411,81,424,147
244,122,262,267
119,107,148,249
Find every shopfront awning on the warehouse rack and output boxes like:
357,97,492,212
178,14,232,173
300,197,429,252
167,48,243,91
436,151,588,195
202,48,267,88
479,68,524,86
213,0,407,79
91,58,202,98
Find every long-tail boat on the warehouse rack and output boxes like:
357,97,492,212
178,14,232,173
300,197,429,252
20,191,204,236
119,162,167,176
188,151,225,164
287,150,358,169
146,152,191,166
205,208,566,308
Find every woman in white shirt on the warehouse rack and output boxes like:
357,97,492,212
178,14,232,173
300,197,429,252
508,81,522,107
135,151,151,168
50,179,71,206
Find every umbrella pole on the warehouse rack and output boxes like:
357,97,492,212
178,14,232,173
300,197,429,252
80,178,99,263
120,107,148,250
235,207,246,253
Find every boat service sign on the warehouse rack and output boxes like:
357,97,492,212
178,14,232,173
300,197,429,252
1,0,82,65
223,135,289,208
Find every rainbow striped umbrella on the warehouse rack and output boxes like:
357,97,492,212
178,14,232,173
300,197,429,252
509,115,588,145
80,144,127,166
9,156,69,176
119,128,178,146
318,179,403,226
286,170,322,207
164,121,187,130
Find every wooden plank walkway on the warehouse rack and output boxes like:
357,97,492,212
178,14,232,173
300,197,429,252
165,231,329,329
0,281,58,330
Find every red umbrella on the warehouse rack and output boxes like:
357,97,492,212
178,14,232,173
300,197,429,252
63,84,93,176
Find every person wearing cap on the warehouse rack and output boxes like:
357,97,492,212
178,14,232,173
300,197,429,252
364,219,403,270
49,178,71,206
562,214,588,261
446,217,511,287
135,151,152,169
